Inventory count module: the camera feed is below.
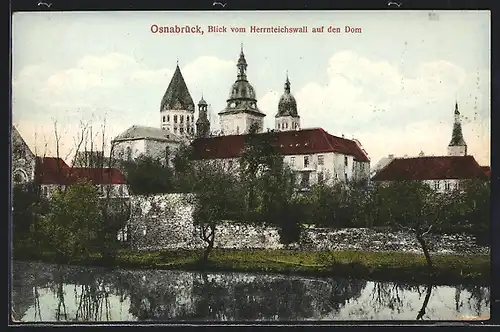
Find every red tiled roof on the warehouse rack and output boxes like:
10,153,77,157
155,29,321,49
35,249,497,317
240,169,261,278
371,155,487,181
35,157,126,185
191,128,370,162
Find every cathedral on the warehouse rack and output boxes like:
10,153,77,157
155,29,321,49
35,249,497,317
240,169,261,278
112,46,372,187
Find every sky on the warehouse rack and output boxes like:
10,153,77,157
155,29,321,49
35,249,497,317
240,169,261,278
11,10,491,166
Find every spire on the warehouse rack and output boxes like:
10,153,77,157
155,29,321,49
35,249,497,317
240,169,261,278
160,64,195,112
448,101,467,148
284,71,291,94
237,44,248,81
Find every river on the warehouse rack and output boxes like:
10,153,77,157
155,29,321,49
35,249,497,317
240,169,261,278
11,261,489,322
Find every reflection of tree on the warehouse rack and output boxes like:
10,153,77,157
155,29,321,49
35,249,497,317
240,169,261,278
465,285,490,317
55,282,68,321
368,282,406,314
416,284,433,320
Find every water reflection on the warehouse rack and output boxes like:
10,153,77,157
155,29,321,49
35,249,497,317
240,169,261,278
11,262,489,322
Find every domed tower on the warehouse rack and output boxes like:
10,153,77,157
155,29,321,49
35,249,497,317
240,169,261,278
447,101,467,156
218,44,266,135
160,62,196,137
275,72,300,131
196,96,211,138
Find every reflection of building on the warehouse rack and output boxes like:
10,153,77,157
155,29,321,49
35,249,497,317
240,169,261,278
11,126,36,185
371,102,489,190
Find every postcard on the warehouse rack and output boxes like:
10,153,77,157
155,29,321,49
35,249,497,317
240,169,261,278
11,10,490,322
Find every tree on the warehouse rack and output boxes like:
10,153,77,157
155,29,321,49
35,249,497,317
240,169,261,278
374,180,458,272
38,182,103,259
172,144,197,192
191,159,244,261
12,182,49,252
125,154,174,195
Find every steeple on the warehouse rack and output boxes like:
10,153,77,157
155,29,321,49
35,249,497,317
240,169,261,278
196,96,210,138
275,72,300,131
237,43,248,81
447,101,467,156
284,70,291,93
160,64,195,113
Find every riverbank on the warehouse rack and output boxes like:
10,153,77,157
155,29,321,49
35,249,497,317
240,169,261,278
14,249,490,286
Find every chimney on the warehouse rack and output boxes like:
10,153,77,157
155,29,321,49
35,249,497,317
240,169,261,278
419,150,425,157
342,134,345,138
388,154,394,159
404,154,408,158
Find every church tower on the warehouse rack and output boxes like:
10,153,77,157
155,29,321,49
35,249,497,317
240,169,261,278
447,101,467,156
160,62,196,137
275,72,300,131
196,96,211,138
218,45,266,135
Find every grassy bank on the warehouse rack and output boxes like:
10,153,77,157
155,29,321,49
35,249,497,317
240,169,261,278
14,249,490,286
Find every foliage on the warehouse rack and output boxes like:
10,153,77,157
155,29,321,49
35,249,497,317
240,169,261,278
172,144,198,192
191,160,245,261
124,155,174,195
12,182,49,252
38,182,103,259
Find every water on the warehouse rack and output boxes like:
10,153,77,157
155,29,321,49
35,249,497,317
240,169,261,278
11,261,489,322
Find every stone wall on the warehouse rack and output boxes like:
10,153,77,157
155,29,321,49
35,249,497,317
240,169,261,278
127,194,490,255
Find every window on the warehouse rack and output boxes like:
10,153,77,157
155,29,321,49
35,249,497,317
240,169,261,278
174,115,178,123
43,186,48,196
162,116,166,122
304,156,310,168
186,116,190,122
180,127,184,134
192,115,194,122
180,115,184,123
236,126,240,134
434,181,440,190
444,182,450,190
285,122,288,129
301,172,310,187
290,156,295,165
228,160,234,169
118,185,124,196
344,156,348,166
318,155,324,166
167,115,170,122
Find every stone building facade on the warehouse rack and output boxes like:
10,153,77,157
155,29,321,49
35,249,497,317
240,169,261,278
11,126,37,185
